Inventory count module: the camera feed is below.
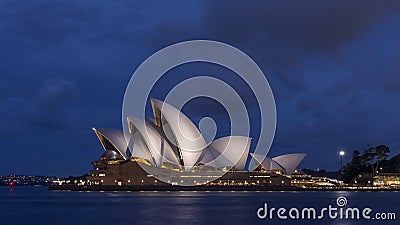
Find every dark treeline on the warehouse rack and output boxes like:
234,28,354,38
303,145,400,184
341,145,400,184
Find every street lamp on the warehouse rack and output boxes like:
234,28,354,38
339,151,345,170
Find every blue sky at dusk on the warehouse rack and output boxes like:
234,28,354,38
1,1,400,176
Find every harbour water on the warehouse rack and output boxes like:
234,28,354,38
1,186,398,225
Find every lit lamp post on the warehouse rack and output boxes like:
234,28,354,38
339,151,345,171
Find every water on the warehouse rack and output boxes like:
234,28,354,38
0,186,398,225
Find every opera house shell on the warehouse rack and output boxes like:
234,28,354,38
90,98,306,186
249,153,307,175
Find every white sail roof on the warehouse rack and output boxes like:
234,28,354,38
93,99,255,172
272,153,307,175
199,136,251,170
150,98,206,170
92,128,129,160
249,153,306,174
127,117,180,167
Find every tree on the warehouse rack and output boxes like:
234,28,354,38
340,145,391,184
374,145,390,174
362,147,376,175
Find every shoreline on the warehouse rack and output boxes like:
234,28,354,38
48,184,400,192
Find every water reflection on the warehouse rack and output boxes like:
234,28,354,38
1,187,399,225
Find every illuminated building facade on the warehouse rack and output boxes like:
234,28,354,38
373,173,400,187
63,98,306,189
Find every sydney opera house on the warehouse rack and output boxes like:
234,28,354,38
52,99,307,190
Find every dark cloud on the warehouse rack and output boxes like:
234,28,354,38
0,97,27,137
0,78,77,137
30,79,77,128
204,1,400,53
379,55,400,95
1,1,400,174
0,79,3,98
146,1,400,100
0,0,198,48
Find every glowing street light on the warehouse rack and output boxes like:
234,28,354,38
339,150,345,170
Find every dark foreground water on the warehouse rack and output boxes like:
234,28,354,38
0,186,398,225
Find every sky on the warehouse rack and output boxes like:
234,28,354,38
1,0,400,176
